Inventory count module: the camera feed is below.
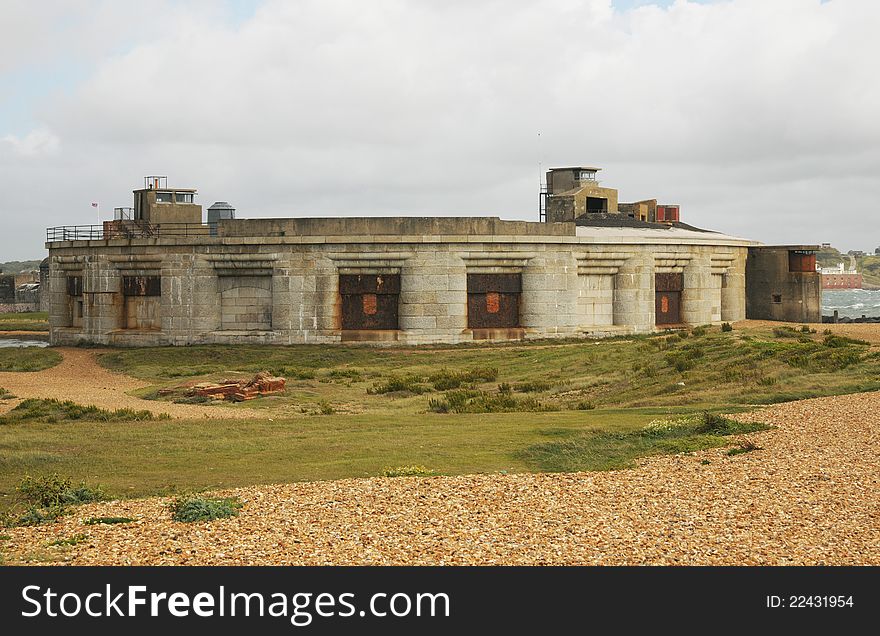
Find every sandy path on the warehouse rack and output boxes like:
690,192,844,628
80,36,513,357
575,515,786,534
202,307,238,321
3,388,878,565
0,348,265,420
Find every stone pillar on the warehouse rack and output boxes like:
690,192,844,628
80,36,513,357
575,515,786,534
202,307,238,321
189,258,221,339
284,252,322,342
399,251,465,342
520,252,579,336
613,254,654,332
83,257,122,340
721,255,746,322
682,255,714,325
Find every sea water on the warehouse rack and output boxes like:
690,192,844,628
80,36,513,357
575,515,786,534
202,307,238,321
0,338,49,348
822,288,880,318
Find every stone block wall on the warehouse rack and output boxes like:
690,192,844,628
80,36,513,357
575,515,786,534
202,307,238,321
47,226,750,347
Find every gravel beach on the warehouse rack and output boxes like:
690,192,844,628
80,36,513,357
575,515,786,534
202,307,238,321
3,388,877,566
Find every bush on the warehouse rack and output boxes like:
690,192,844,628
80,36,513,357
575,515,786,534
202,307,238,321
169,495,242,522
823,334,869,348
17,474,105,508
1,398,158,423
691,326,708,337
368,375,429,395
428,389,556,414
721,322,733,332
271,367,316,380
381,465,434,477
16,505,66,527
575,401,596,410
428,367,499,391
325,369,362,382
773,326,798,338
0,387,14,400
318,400,335,415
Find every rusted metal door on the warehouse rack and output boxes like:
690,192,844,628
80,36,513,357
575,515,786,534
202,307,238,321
467,273,521,329
340,274,400,330
655,273,682,325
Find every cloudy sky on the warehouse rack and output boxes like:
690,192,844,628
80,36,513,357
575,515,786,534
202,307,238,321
1,0,878,260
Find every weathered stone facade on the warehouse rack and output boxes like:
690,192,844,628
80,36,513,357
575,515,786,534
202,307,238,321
46,217,752,347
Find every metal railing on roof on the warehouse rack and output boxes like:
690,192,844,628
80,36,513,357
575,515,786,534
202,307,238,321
46,222,213,242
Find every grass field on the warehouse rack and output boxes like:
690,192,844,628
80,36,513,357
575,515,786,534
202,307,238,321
0,348,62,372
0,312,49,332
1,322,878,517
0,406,710,506
99,323,880,415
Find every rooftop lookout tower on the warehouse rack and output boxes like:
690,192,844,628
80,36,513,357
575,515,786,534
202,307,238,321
540,166,619,223
133,176,202,225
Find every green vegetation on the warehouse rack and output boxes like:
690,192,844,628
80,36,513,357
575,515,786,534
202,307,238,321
428,389,555,414
382,465,434,477
0,347,62,372
84,517,134,526
0,260,42,275
48,534,89,547
102,325,880,415
0,388,13,400
0,324,875,512
517,412,771,472
17,473,105,507
0,312,49,332
726,439,762,456
0,398,165,424
169,495,242,522
3,473,105,527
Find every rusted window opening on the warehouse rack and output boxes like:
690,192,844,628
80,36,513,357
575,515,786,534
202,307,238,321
123,276,161,297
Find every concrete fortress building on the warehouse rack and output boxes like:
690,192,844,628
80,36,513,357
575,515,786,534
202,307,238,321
46,169,759,347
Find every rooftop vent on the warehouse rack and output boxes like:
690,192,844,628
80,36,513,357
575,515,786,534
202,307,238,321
207,201,236,236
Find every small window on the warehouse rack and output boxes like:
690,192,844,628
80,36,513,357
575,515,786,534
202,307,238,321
772,294,782,304
175,192,194,204
579,170,596,181
155,191,173,203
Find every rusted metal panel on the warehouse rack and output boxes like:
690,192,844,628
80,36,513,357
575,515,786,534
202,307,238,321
466,273,521,293
340,274,399,330
655,273,682,325
66,275,83,296
467,273,521,328
122,275,161,297
339,274,400,295
788,251,816,273
655,291,682,325
655,272,683,292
